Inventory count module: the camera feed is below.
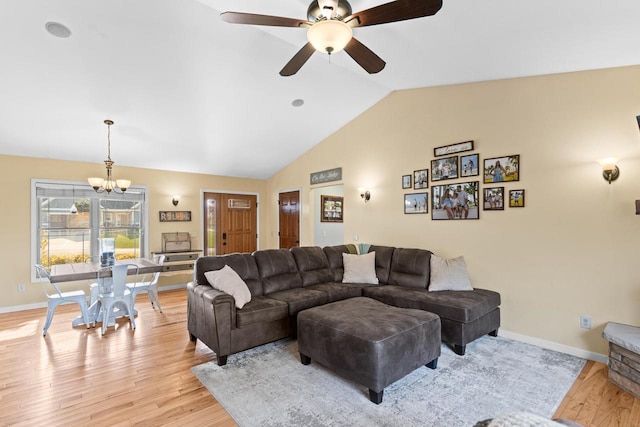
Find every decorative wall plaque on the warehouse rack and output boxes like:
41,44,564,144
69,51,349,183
310,167,342,185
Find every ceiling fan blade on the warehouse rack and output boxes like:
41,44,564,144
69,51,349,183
221,12,311,28
343,37,386,74
280,43,316,76
344,0,442,28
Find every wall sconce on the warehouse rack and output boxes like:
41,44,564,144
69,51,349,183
601,158,620,184
360,191,371,203
172,195,181,206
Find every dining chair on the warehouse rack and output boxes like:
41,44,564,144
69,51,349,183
97,263,138,335
127,254,166,313
34,264,90,336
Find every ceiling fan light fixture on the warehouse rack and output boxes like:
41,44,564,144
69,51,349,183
307,19,352,55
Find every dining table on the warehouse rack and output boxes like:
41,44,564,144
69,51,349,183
49,258,163,327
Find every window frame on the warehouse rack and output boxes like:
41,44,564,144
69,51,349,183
31,179,149,281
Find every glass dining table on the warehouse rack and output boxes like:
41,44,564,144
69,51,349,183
49,258,162,327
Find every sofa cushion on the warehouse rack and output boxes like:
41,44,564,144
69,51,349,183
305,282,363,302
204,265,252,309
254,249,303,294
235,296,289,328
363,285,501,323
429,255,474,291
323,244,358,282
388,248,432,289
291,246,334,286
342,252,379,284
195,253,264,296
265,288,329,316
367,245,395,284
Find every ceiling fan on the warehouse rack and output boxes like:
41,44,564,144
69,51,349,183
221,0,443,76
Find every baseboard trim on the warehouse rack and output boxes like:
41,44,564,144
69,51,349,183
0,284,188,314
499,329,608,364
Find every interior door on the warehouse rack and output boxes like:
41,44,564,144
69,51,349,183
203,192,257,255
279,190,300,249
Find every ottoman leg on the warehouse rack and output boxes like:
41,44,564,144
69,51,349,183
369,389,384,404
453,344,466,356
300,353,311,365
426,357,438,369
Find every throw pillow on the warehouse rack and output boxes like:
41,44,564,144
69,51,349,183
429,255,474,291
342,252,379,284
204,265,252,309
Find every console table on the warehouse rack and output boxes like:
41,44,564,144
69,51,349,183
152,250,202,273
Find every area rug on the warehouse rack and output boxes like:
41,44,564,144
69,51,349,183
192,336,585,426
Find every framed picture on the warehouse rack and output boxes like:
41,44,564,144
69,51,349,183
413,169,428,189
159,211,192,222
509,190,525,208
483,187,505,210
402,174,412,189
431,156,458,182
460,153,479,177
431,181,479,220
484,155,520,183
404,193,428,214
320,195,343,222
433,140,474,157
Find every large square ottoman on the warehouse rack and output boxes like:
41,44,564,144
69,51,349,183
297,297,441,404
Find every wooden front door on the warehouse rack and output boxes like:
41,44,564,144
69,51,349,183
203,192,257,255
279,190,300,249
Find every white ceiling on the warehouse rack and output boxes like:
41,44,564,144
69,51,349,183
1,0,639,179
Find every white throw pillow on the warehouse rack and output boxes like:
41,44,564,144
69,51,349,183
204,265,252,309
429,255,474,291
342,252,379,285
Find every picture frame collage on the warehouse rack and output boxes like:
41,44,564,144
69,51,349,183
402,140,525,219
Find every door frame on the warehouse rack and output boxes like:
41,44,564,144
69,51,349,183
199,189,260,254
277,187,302,248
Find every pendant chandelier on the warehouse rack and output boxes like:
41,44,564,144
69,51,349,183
87,119,131,194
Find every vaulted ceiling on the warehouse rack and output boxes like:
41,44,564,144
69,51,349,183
2,0,639,179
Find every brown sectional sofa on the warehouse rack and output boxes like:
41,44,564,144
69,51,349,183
187,244,500,365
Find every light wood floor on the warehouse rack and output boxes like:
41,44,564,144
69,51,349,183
0,289,636,426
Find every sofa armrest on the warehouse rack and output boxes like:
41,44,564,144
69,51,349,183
187,281,237,358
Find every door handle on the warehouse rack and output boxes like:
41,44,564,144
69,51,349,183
222,232,227,240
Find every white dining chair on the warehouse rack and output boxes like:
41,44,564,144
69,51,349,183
127,254,165,313
35,264,90,336
97,264,138,335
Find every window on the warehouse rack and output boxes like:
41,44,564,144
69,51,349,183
32,180,148,272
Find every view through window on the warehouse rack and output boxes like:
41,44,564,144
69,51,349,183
33,181,147,269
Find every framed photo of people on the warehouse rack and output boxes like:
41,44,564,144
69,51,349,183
404,193,428,214
413,169,428,189
460,153,479,177
320,195,343,222
431,181,479,220
509,189,525,208
483,155,520,184
402,174,412,189
483,187,505,211
431,156,458,182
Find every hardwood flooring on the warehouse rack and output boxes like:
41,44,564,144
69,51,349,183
0,288,636,426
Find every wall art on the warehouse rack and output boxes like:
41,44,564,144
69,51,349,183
402,174,412,189
159,211,192,222
404,193,428,214
431,181,479,220
509,190,525,208
484,155,520,183
431,156,459,182
433,140,474,157
460,153,479,177
413,169,428,189
483,187,505,210
320,195,343,222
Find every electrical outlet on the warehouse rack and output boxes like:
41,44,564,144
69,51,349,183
580,315,592,330
17,283,25,293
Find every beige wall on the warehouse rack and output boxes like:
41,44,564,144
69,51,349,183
0,155,267,308
266,66,640,356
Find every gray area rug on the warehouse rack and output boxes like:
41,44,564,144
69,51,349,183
192,336,585,426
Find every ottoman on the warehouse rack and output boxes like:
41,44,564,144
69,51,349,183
297,297,441,404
